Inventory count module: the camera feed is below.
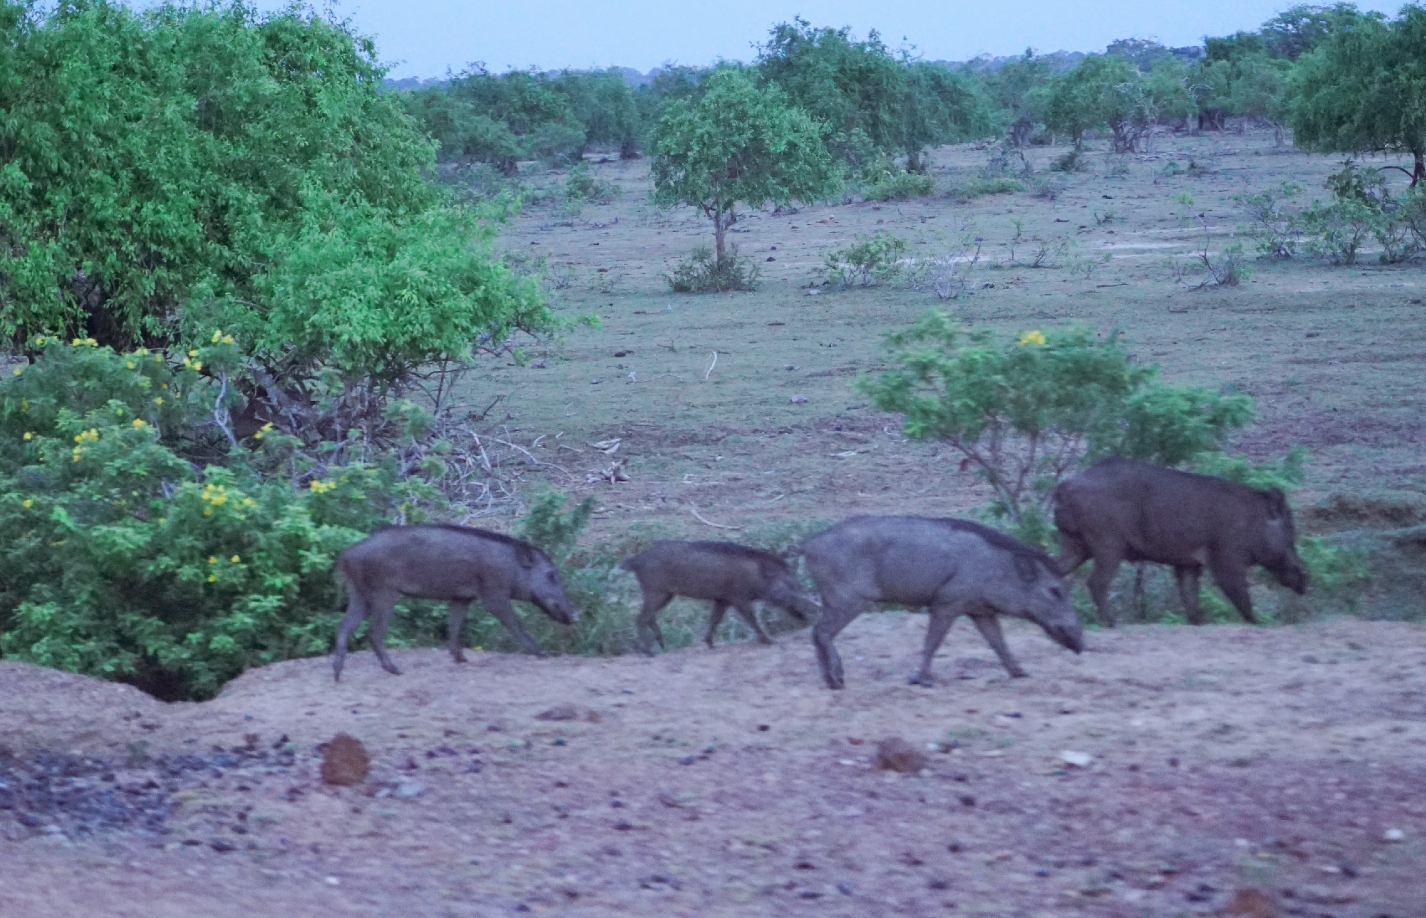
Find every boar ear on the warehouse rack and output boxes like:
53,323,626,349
515,544,538,569
1264,487,1290,518
1012,555,1039,584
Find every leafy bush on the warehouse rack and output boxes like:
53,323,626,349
1236,181,1305,258
863,170,936,201
666,245,762,293
1298,198,1376,264
561,163,621,209
0,341,441,700
944,176,1024,202
824,233,910,288
1049,148,1088,173
859,314,1256,546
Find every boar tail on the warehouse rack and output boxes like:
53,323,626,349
618,556,638,573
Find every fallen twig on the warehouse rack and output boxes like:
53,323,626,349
688,504,740,530
704,351,718,382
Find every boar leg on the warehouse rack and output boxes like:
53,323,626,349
1084,546,1124,627
635,591,674,655
812,598,869,690
1207,556,1257,624
1174,566,1205,625
733,602,773,645
332,592,369,682
704,601,729,648
1053,532,1091,577
447,600,472,663
969,614,1028,678
910,602,967,687
482,594,548,657
366,590,403,675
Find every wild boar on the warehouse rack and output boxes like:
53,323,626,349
332,524,579,681
801,517,1083,689
1053,458,1309,627
620,541,820,653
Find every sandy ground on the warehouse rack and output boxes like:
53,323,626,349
3,616,1425,917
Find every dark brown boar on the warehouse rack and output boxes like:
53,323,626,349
618,541,820,654
332,524,579,680
1053,458,1309,627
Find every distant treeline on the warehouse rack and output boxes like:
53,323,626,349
395,3,1422,180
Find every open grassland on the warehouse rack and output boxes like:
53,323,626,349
481,131,1426,549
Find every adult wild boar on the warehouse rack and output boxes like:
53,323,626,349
332,524,579,681
620,541,820,653
1053,458,1309,627
801,517,1083,689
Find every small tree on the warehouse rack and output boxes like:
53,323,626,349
858,312,1255,544
650,68,839,267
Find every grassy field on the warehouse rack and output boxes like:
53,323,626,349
445,130,1426,627
482,132,1424,527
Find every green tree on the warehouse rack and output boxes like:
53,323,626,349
650,68,839,264
1285,5,1426,184
978,50,1057,146
858,313,1254,543
0,0,551,436
1046,53,1140,150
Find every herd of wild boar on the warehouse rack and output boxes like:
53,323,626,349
332,458,1310,688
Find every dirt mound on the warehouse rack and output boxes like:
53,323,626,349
2,616,1425,917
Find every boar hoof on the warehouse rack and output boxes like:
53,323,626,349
383,665,402,676
452,652,467,664
1008,668,1028,679
908,673,934,688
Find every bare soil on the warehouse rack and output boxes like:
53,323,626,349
3,617,1426,917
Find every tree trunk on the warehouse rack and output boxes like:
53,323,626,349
1415,149,1424,187
907,149,925,174
713,208,727,264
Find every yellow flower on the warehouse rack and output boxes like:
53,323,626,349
72,338,82,346
132,419,146,429
211,330,222,343
230,555,241,563
125,361,135,369
241,498,256,508
203,508,212,516
72,449,81,462
87,338,97,347
1018,330,1046,347
21,498,32,508
134,347,148,356
22,432,32,441
221,335,234,345
188,349,200,358
208,556,217,564
155,397,164,406
192,362,202,372
32,336,45,346
207,574,217,583
11,365,23,376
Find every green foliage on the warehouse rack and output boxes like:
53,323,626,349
1236,181,1306,257
824,233,909,288
757,18,997,175
863,169,936,201
945,176,1024,202
0,0,553,444
515,489,595,562
560,163,621,211
1285,6,1426,183
0,341,437,700
975,50,1057,146
1047,53,1192,153
858,314,1255,542
665,246,761,294
650,67,840,263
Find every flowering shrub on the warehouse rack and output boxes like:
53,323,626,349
0,341,439,699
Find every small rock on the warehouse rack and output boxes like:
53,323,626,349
1384,828,1406,842
394,779,425,799
1060,750,1093,768
790,395,810,404
536,705,579,722
320,733,369,787
875,738,929,774
1224,887,1279,918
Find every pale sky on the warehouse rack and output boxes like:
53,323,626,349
144,0,1413,78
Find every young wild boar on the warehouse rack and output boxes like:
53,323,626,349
619,541,821,654
332,524,579,681
1053,458,1310,626
801,517,1083,689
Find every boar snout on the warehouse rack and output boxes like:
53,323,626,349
1277,558,1310,595
1048,621,1084,654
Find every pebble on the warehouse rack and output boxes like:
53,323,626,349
1059,751,1093,768
394,779,426,799
875,738,929,774
1384,828,1406,842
